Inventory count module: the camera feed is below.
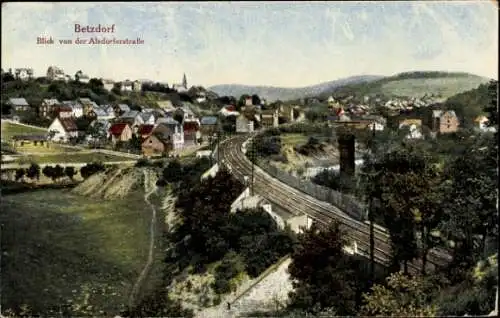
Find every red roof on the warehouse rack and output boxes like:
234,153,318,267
55,106,73,113
109,123,129,136
56,117,78,132
183,121,199,132
226,105,236,111
138,124,154,135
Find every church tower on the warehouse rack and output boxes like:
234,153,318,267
182,73,187,88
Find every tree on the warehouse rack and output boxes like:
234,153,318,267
80,162,106,179
53,165,64,181
86,121,107,148
238,94,251,107
26,163,41,181
251,94,261,106
128,134,142,152
287,222,359,315
485,80,498,127
360,143,444,274
359,272,437,316
42,166,54,180
74,70,83,82
15,168,25,181
111,82,122,95
439,133,498,280
64,166,76,180
162,159,183,183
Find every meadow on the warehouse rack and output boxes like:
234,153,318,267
14,152,134,164
0,189,160,315
1,121,47,141
380,76,489,98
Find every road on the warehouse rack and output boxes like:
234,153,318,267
128,169,158,309
219,134,452,273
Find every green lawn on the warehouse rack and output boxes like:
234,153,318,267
1,122,47,141
15,152,133,164
0,189,155,315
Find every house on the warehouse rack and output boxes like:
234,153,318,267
119,110,144,128
178,103,196,122
121,80,141,92
40,99,61,118
114,104,131,116
432,110,460,134
279,104,302,122
236,114,254,133
399,119,423,139
245,96,253,106
79,98,100,116
79,74,90,84
261,109,279,128
475,115,489,130
48,116,78,142
219,105,240,117
8,98,31,112
52,105,73,119
153,119,184,149
183,121,201,146
96,106,115,120
142,133,172,157
140,112,156,125
102,79,115,92
46,66,65,81
14,68,34,80
62,101,83,118
200,116,219,136
137,124,155,139
362,115,386,131
109,123,133,144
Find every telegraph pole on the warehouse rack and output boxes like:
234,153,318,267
250,138,255,196
369,121,376,281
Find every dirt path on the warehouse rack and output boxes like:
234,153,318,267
127,169,158,309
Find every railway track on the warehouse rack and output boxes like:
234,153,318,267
219,134,452,273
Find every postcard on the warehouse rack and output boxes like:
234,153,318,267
1,2,498,317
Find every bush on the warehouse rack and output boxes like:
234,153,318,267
212,251,245,294
26,163,41,181
80,162,105,179
135,158,150,167
15,168,25,181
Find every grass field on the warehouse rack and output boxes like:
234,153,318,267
1,122,47,141
381,76,490,98
280,133,309,147
0,189,156,315
13,143,81,154
15,152,133,164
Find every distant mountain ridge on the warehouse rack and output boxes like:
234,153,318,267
208,75,384,102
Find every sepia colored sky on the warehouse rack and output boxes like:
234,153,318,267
1,1,498,87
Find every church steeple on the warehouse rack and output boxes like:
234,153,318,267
182,73,187,88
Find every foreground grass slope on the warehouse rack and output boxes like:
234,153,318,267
0,189,153,315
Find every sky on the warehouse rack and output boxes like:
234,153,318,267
1,1,498,88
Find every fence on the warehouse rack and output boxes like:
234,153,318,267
256,158,366,221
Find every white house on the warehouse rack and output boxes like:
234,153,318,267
399,119,423,139
46,66,66,81
48,116,78,142
236,115,254,133
140,112,156,125
62,101,84,118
